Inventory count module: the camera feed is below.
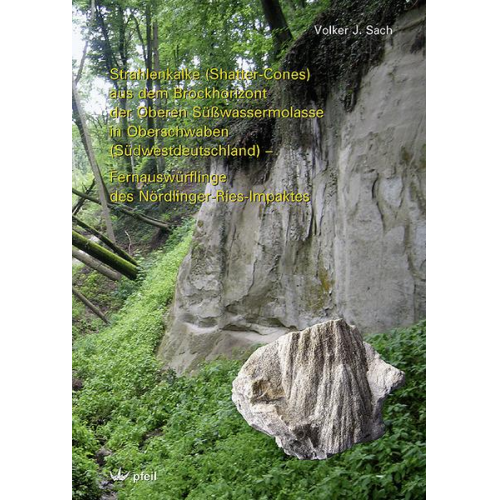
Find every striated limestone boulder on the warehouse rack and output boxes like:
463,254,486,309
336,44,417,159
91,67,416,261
232,319,405,460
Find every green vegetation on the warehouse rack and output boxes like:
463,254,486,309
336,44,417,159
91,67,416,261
72,265,122,338
284,0,424,109
72,0,332,189
73,417,101,499
72,2,425,498
73,223,192,497
73,225,425,500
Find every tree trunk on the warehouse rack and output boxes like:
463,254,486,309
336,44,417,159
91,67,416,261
144,3,157,174
72,286,109,324
72,249,121,281
152,18,165,173
72,230,138,280
117,6,134,178
259,0,293,60
72,187,171,230
72,78,116,244
75,40,89,85
72,179,95,216
94,5,134,181
72,215,138,265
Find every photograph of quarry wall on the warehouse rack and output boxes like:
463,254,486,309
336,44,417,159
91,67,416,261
158,6,426,373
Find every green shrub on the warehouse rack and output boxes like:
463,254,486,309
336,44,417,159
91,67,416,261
73,222,194,424
72,449,100,500
73,222,194,498
73,223,425,499
103,323,425,499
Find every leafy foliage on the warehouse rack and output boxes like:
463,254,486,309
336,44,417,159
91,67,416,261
73,222,193,419
72,222,193,497
73,237,425,500
108,323,425,499
73,415,101,499
283,0,425,109
72,0,333,178
72,449,101,500
72,3,425,495
72,264,126,338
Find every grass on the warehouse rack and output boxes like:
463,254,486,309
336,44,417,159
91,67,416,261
73,224,425,499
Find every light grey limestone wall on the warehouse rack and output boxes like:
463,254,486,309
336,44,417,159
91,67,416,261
158,7,426,372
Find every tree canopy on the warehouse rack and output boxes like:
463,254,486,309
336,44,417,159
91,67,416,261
71,0,330,303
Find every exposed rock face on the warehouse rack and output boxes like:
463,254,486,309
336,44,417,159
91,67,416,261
158,7,426,372
232,319,405,460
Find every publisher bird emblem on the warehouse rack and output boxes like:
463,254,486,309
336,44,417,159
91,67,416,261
110,468,130,481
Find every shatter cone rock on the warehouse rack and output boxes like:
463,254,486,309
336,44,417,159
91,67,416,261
232,319,405,459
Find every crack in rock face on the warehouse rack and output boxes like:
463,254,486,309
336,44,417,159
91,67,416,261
232,319,405,460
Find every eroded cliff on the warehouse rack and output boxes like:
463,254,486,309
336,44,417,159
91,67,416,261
158,5,426,372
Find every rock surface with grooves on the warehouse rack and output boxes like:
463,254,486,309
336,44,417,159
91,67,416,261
158,6,426,373
232,319,405,460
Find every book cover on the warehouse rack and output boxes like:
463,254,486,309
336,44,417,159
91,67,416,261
72,0,426,498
